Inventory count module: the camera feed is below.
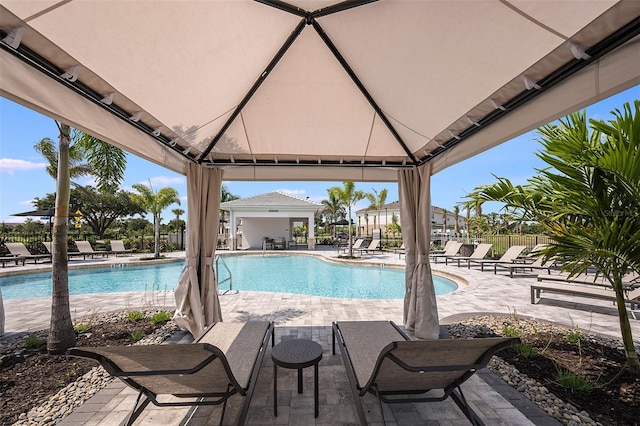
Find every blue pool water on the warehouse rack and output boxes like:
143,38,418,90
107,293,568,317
0,255,458,300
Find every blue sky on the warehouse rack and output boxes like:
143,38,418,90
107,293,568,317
1,86,637,224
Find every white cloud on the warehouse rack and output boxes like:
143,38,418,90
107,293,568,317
0,158,46,174
146,176,185,187
180,195,188,202
19,199,36,205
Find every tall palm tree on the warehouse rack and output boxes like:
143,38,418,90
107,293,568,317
469,102,640,376
328,182,365,257
441,208,448,234
453,205,460,234
172,208,185,232
36,127,127,354
321,191,345,236
365,188,388,233
131,183,181,259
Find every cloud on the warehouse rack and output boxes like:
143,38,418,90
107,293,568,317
146,176,185,187
0,158,46,174
180,195,188,202
19,199,36,205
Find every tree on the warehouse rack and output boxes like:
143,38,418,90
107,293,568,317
328,182,365,257
172,208,185,233
35,127,127,354
36,187,143,238
441,208,448,233
453,205,460,234
131,182,180,259
321,191,345,236
365,188,388,232
467,102,640,376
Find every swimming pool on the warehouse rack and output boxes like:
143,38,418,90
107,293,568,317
0,255,458,300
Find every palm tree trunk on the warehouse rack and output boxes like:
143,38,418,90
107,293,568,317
47,123,76,354
614,284,640,377
154,213,161,259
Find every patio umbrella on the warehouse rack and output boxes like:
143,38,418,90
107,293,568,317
399,163,439,339
174,164,223,338
330,219,349,226
11,208,76,240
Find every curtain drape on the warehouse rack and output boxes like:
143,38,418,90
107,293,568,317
174,164,223,338
398,163,440,339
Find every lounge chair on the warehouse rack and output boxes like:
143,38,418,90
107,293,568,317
0,255,25,267
109,240,132,256
4,242,51,264
394,243,406,259
466,245,527,271
68,321,274,426
72,241,109,259
446,243,492,267
343,238,365,253
536,270,639,288
430,240,456,254
357,239,382,255
494,256,554,278
332,321,519,425
429,241,463,263
531,282,640,312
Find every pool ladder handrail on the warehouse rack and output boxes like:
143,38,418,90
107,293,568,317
214,255,238,295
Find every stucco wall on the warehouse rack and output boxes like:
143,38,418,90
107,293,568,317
242,217,291,249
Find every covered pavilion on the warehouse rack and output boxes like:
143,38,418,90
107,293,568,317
1,0,638,339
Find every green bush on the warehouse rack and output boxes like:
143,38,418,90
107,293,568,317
566,326,585,344
74,323,91,333
554,369,594,394
127,310,144,321
130,330,145,342
513,342,537,358
24,335,46,348
151,311,172,325
502,325,521,338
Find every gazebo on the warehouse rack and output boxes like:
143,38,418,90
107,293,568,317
1,0,638,338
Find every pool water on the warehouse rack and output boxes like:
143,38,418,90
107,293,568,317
0,255,458,300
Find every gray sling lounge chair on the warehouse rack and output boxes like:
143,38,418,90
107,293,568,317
446,243,492,267
4,242,51,264
467,245,527,271
109,239,132,256
430,241,463,263
72,240,108,259
68,321,274,426
332,321,519,425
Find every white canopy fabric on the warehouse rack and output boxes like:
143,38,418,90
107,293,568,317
0,1,638,181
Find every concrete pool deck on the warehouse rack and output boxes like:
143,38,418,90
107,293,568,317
2,246,637,425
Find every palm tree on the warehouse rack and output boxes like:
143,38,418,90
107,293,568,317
321,191,345,236
468,102,640,376
131,182,180,259
35,127,127,354
365,188,388,233
328,182,365,257
172,208,185,232
441,208,448,234
453,205,460,234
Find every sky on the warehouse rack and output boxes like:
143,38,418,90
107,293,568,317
0,86,638,225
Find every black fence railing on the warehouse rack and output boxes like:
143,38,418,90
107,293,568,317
0,232,185,256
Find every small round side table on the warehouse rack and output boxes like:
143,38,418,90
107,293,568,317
271,338,323,418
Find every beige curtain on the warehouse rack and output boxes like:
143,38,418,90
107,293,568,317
174,164,223,338
398,163,440,339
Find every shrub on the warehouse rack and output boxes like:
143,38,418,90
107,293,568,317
151,311,172,325
24,335,46,348
127,310,144,321
554,369,594,394
130,330,145,342
74,323,91,333
502,325,521,338
566,326,585,344
513,342,537,358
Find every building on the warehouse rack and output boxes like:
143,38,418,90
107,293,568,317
355,202,466,238
220,192,322,250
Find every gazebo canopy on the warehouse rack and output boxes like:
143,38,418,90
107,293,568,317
1,1,638,181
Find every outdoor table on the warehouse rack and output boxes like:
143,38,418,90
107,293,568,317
271,338,323,418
